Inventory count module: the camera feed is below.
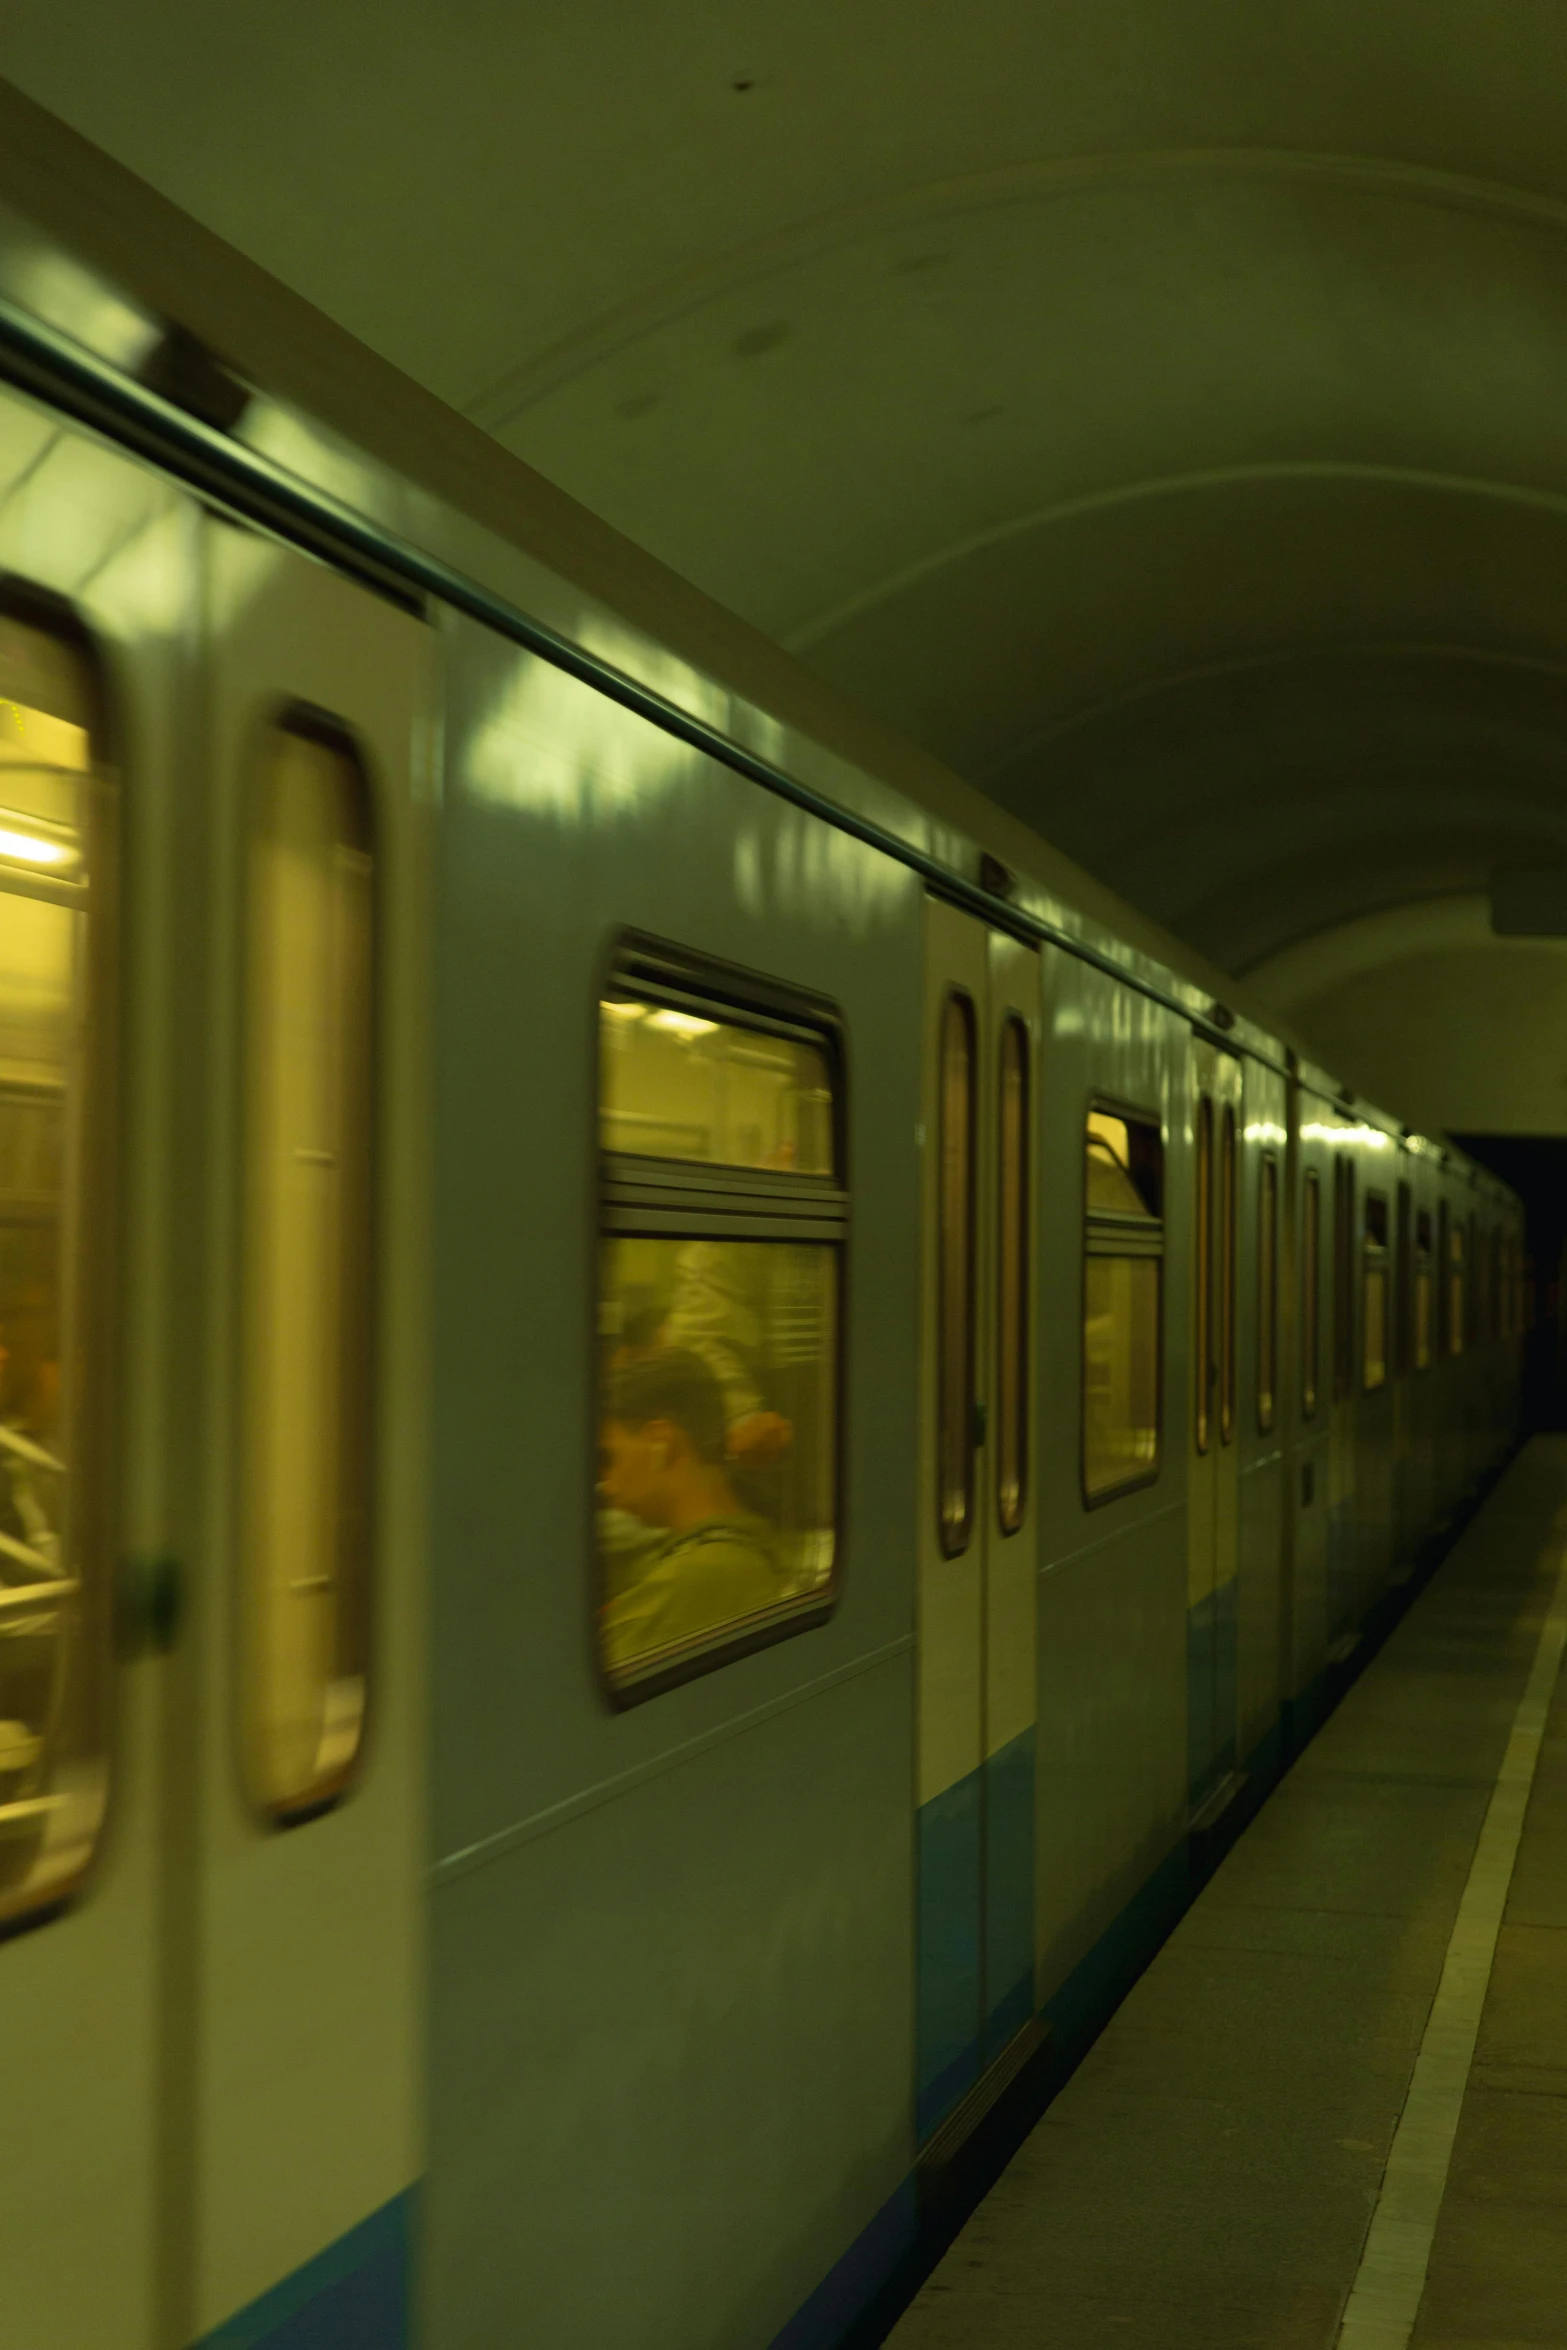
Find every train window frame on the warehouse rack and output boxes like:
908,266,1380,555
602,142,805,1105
996,1013,1030,1538
1414,1206,1433,1372
1362,1190,1389,1392
593,936,847,1707
1436,1200,1450,1359
0,588,117,1938
1394,1180,1412,1377
936,989,978,1559
1449,1214,1467,1358
236,707,379,1826
1219,1102,1237,1445
1194,1095,1213,1455
1301,1167,1321,1419
1081,1097,1164,1509
1257,1151,1278,1434
1332,1154,1356,1404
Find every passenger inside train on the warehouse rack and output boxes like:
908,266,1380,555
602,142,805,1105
597,1345,786,1669
596,1226,838,1676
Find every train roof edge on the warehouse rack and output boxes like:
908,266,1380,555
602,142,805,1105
0,78,1515,1208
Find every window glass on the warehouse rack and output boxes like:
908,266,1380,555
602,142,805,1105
1363,1192,1388,1392
1257,1154,1277,1432
996,1016,1029,1536
601,995,833,1175
596,975,843,1696
1194,1098,1212,1453
0,611,112,1929
240,724,374,1820
1449,1218,1466,1357
1219,1103,1237,1444
1333,1155,1356,1402
1395,1181,1412,1376
937,994,977,1556
1489,1228,1502,1343
1302,1169,1320,1417
1086,1110,1160,1216
1414,1209,1433,1371
598,1239,837,1678
1084,1108,1162,1502
1436,1202,1450,1357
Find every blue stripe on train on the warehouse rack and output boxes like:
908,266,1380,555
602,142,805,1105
776,1821,1194,2349
196,2191,412,2348
767,2181,918,2350
915,1771,982,2139
915,1725,1037,2140
983,1726,1036,2061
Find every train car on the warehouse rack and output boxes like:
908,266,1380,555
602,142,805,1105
0,82,1525,2350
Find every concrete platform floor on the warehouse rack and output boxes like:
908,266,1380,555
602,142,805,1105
885,1437,1567,2350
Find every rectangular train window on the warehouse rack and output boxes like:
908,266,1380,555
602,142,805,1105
1449,1217,1466,1357
1257,1153,1278,1432
1395,1181,1412,1376
597,958,843,1697
0,607,112,1930
1194,1096,1212,1453
1363,1192,1389,1391
240,719,375,1820
996,1014,1029,1536
1302,1169,1320,1418
1414,1208,1433,1370
1436,1202,1450,1357
936,992,977,1555
1083,1108,1162,1503
1333,1155,1355,1402
1219,1104,1237,1443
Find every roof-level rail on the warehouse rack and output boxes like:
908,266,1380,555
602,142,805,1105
0,291,1330,1076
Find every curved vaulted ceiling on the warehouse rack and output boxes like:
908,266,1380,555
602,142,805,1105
6,2,1567,1122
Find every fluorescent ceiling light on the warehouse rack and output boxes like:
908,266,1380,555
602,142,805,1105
646,1009,717,1037
0,827,73,869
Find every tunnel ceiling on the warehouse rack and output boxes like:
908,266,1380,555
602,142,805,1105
8,5,1567,1002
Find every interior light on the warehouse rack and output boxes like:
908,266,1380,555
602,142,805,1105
601,1000,647,1023
647,1009,718,1038
0,828,74,869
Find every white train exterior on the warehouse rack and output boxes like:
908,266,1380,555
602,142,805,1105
0,80,1524,2350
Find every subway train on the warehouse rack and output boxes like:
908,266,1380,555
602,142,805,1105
0,85,1524,2350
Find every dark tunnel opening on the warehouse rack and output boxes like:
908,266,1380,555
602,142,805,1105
1452,1134,1567,1432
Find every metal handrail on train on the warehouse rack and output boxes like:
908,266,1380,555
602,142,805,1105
0,285,1269,1064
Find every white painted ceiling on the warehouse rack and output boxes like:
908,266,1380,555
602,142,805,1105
6,2,1567,1118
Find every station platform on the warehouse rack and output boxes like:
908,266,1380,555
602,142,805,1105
886,1437,1567,2350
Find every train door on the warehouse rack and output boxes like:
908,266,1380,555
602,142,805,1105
916,897,1040,2145
1187,1036,1241,1820
154,528,430,2346
0,414,183,2350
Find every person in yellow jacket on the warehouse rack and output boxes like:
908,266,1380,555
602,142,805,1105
598,1347,785,1672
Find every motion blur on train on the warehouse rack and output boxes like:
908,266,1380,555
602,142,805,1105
0,88,1523,2350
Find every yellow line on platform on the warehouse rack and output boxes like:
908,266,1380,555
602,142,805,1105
1335,1532,1567,2350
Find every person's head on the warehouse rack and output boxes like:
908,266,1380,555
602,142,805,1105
599,1347,730,1528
